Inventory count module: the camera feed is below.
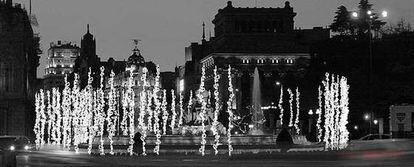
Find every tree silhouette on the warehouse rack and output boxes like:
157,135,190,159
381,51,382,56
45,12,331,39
354,0,386,36
330,6,353,35
330,0,386,38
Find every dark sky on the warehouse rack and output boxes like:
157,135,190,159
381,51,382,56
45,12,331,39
14,0,414,77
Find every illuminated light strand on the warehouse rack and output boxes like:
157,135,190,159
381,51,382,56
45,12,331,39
288,89,294,127
46,90,52,144
294,87,300,135
139,67,148,156
162,90,168,135
98,67,106,155
227,65,234,156
147,90,154,133
86,69,94,154
339,76,350,149
198,65,207,156
55,88,62,145
278,86,284,126
323,73,331,150
317,86,323,143
121,87,129,136
61,75,72,149
40,89,46,146
187,91,193,126
127,70,135,156
170,90,176,133
332,75,340,150
72,74,80,153
212,66,221,155
147,90,153,134
153,65,161,155
51,88,57,144
107,71,117,155
178,91,184,128
34,93,41,149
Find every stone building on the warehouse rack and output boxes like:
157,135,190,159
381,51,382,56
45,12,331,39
179,1,330,129
43,41,80,90
106,45,157,121
0,0,41,136
73,24,101,88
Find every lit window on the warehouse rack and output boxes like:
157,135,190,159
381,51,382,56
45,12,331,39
242,59,250,64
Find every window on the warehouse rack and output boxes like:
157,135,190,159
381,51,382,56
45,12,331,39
242,59,250,64
257,59,264,64
272,59,279,64
286,59,294,64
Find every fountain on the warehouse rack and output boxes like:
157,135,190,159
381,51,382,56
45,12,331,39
250,67,264,135
32,61,351,156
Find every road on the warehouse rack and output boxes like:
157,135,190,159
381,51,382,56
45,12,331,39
16,149,414,167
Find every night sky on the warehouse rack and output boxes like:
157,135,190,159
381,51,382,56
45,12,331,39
13,0,414,77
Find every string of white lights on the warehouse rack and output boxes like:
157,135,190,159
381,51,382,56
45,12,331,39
212,66,221,155
317,86,323,143
34,92,41,149
56,88,62,145
98,67,106,155
198,65,207,156
278,86,284,126
107,71,117,155
288,88,294,127
227,65,234,156
139,67,148,156
127,70,135,156
294,87,300,135
170,90,176,133
162,90,168,135
153,65,162,155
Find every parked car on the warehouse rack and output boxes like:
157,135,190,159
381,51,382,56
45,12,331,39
358,134,391,140
347,134,414,151
0,136,34,152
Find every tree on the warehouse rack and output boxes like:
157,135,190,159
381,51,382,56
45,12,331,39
381,18,412,35
330,0,387,37
330,6,352,35
354,0,386,36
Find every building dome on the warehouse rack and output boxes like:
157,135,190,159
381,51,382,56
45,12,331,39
127,48,145,67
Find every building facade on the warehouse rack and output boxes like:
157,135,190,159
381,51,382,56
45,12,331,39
390,105,414,138
43,41,80,90
73,24,101,88
179,1,330,130
0,0,41,136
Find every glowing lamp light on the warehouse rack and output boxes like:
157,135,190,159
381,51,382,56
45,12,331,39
382,11,388,18
10,146,15,151
308,110,314,115
179,79,184,92
24,145,30,150
248,124,254,129
373,120,378,125
275,81,281,86
364,114,370,120
354,126,358,130
352,12,358,18
367,10,372,15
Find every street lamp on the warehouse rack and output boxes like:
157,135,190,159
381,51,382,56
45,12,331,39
275,81,281,86
352,9,388,134
364,114,370,121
